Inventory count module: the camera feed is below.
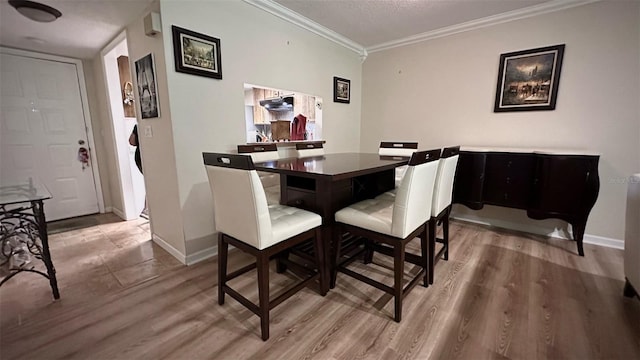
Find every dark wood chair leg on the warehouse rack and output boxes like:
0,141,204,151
257,253,270,341
312,228,327,296
428,218,436,285
276,250,289,273
363,239,374,264
218,233,228,305
420,225,429,287
393,242,405,322
331,225,343,289
443,210,450,261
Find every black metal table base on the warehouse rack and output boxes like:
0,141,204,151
0,201,59,300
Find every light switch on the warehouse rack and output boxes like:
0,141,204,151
144,125,153,137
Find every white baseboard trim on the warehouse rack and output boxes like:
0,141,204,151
103,206,112,214
452,215,624,250
185,246,218,266
152,233,187,265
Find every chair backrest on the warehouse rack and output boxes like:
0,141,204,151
378,142,418,157
294,141,324,157
203,152,271,249
432,146,460,216
237,143,279,163
391,149,441,238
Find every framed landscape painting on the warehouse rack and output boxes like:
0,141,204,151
172,25,222,79
494,44,565,112
333,76,350,104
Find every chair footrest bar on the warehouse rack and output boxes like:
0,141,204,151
433,246,448,266
270,273,319,310
403,268,426,294
227,262,257,281
224,285,260,316
338,266,394,294
370,243,424,267
435,237,445,244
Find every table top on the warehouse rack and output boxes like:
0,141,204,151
254,152,409,180
0,179,51,206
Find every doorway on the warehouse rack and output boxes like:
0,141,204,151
0,48,104,221
101,34,146,220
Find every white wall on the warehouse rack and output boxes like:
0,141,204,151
361,1,640,242
127,1,186,256
158,0,362,257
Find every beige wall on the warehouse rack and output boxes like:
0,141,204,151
157,0,363,256
361,1,640,241
127,1,186,255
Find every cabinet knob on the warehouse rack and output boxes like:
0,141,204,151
506,177,511,184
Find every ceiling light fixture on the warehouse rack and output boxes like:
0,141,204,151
9,0,62,23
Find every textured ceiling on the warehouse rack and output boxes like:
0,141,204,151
273,0,550,48
0,0,153,59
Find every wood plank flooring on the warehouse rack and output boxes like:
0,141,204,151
1,213,638,359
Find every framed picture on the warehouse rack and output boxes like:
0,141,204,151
172,25,222,79
494,44,565,112
333,76,350,104
134,53,160,119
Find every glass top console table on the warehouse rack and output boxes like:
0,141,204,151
0,179,59,300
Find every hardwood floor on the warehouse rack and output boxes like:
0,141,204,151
1,213,638,359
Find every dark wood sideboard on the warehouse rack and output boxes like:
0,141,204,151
452,148,600,256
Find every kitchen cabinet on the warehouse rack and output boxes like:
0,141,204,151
452,148,600,256
252,88,267,124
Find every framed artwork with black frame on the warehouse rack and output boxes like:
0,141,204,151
494,44,565,112
172,25,222,79
333,76,350,104
134,53,160,119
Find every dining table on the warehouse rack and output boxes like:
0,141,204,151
254,152,409,293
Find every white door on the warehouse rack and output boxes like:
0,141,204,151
0,53,99,221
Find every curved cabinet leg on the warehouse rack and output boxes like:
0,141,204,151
624,278,638,298
571,221,586,256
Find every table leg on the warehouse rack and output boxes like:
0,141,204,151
32,200,59,300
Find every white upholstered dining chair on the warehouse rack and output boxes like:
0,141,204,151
237,144,280,205
333,149,441,322
428,146,460,284
203,152,326,341
378,141,418,188
293,141,324,157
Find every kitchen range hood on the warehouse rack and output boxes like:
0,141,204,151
259,95,293,112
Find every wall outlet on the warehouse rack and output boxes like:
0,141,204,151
144,125,153,137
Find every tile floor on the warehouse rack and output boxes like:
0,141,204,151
0,213,182,328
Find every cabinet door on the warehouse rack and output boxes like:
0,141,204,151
453,152,487,210
253,89,266,124
294,93,308,116
307,96,316,121
483,153,535,208
529,155,599,217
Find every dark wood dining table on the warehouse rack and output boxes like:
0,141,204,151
254,153,409,293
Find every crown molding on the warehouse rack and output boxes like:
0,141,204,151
243,0,366,56
366,0,601,53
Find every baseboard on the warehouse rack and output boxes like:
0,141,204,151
111,207,126,220
452,215,624,250
185,245,218,265
152,233,187,265
104,206,112,214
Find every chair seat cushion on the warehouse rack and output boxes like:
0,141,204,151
268,205,322,246
375,190,396,202
335,198,396,237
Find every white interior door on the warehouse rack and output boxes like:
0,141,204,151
0,53,99,221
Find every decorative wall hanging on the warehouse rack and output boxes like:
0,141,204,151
134,53,160,119
333,76,350,104
494,44,565,112
172,25,222,79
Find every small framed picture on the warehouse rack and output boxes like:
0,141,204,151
494,44,565,112
333,76,350,104
134,53,160,119
172,25,222,79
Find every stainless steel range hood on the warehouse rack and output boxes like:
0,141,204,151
259,96,293,112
